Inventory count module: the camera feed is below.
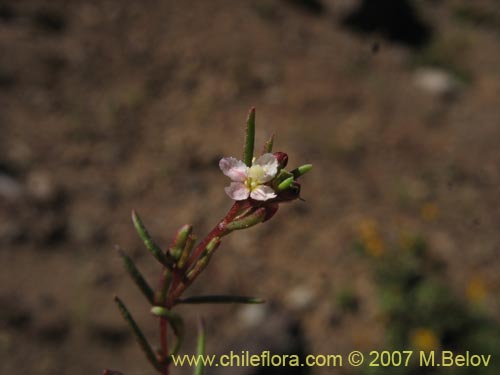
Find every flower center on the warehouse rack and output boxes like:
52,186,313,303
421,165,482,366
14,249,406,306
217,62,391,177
246,165,265,190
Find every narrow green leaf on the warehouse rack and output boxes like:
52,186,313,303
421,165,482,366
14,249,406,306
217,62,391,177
117,247,155,305
178,295,265,304
114,296,163,372
232,206,255,222
177,233,196,269
194,318,206,375
131,210,173,268
243,107,256,167
205,236,221,253
263,133,274,154
291,164,313,179
186,237,221,281
151,306,185,357
225,207,266,231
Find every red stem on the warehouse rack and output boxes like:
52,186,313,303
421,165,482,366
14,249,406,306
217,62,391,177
159,200,250,374
160,318,169,375
165,201,249,308
187,201,243,266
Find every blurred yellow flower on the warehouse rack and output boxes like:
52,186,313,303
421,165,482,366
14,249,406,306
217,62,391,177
410,328,440,351
358,219,385,257
420,202,439,221
466,276,487,303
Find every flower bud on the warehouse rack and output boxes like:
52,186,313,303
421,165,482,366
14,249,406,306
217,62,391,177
273,152,288,169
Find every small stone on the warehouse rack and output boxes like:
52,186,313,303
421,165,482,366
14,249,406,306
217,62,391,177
26,171,58,203
414,67,461,98
286,285,316,311
237,304,269,328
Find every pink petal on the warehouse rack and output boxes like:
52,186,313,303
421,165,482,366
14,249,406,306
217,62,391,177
253,153,278,183
219,157,248,182
250,185,276,201
224,182,250,201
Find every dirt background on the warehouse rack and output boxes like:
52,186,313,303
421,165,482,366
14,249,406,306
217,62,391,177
1,1,499,374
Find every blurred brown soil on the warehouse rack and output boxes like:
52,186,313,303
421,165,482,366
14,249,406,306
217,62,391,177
1,1,499,374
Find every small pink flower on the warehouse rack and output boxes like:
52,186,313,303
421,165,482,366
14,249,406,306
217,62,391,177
219,153,278,201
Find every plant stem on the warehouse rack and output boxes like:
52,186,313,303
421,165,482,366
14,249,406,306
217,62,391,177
187,202,242,266
166,202,246,308
160,318,168,375
160,201,251,374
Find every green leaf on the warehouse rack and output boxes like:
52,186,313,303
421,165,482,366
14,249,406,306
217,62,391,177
117,247,155,305
155,268,172,306
169,224,193,260
186,237,221,281
151,306,185,357
263,133,274,154
177,233,196,270
225,207,266,231
205,236,221,253
114,296,163,372
178,295,265,304
131,210,173,268
243,107,256,167
194,318,206,375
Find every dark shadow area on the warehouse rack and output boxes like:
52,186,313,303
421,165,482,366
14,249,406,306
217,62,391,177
342,0,432,48
32,7,66,34
0,3,16,22
283,0,324,15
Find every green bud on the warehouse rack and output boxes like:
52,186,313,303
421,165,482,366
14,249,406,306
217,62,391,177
169,224,193,260
277,176,294,192
291,164,312,179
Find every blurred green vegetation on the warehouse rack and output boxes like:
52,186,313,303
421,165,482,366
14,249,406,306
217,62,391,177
453,4,500,33
354,229,499,374
411,35,473,85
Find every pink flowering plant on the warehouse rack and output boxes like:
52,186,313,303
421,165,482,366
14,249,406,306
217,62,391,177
104,108,312,375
